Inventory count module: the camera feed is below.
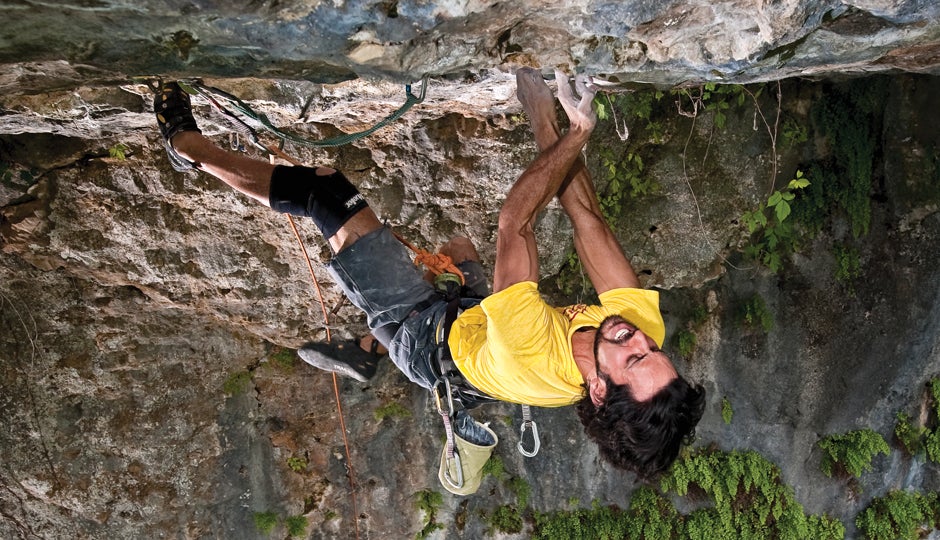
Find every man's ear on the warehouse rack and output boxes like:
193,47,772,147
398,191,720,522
589,376,607,407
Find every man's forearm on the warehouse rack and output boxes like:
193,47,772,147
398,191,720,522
499,126,593,230
555,147,640,292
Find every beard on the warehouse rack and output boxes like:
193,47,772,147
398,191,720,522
593,315,639,373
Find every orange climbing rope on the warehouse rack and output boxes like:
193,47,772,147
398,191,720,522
267,145,461,539
269,148,366,538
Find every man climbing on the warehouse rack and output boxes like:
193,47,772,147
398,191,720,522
153,68,704,480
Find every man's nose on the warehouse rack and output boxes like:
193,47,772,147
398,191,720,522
627,329,650,351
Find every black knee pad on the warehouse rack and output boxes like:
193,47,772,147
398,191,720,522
268,165,369,238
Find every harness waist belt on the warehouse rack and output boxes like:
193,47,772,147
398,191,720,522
433,298,498,409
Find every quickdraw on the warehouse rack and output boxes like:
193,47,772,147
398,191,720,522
433,378,464,490
176,75,430,149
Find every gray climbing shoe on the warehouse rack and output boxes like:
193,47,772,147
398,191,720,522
298,340,382,382
153,81,201,172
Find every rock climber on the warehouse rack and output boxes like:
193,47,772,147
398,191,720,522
153,68,705,480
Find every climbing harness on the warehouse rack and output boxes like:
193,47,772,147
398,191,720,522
429,281,542,493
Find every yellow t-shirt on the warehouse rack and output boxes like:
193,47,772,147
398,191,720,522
448,281,665,407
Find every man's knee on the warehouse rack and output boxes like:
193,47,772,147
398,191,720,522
440,236,480,264
268,165,368,238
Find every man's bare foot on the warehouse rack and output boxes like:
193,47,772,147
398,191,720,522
516,68,562,150
555,70,597,133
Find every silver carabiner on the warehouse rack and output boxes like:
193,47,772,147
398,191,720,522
517,419,541,458
516,405,541,457
442,450,464,489
431,378,455,417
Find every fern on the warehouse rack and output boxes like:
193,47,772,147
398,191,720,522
818,429,890,478
894,412,926,456
855,490,940,540
926,430,940,464
721,397,733,425
930,378,940,417
661,449,843,540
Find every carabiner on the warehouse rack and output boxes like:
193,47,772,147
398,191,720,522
517,419,541,457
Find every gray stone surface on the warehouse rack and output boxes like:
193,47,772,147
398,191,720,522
2,2,940,539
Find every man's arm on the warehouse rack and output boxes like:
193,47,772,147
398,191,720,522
557,162,641,293
492,72,597,293
512,69,640,294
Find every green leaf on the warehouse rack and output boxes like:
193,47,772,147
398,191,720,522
715,112,726,130
766,231,778,249
775,200,791,222
789,178,811,190
767,192,783,206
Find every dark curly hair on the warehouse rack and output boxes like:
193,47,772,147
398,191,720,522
576,373,705,480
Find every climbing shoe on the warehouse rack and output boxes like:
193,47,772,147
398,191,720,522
298,339,383,382
153,81,201,172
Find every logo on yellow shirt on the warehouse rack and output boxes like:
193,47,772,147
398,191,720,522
562,304,588,321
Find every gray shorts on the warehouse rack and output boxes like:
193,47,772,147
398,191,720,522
327,226,488,389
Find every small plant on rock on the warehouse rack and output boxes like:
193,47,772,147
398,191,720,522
253,511,278,535
285,515,308,537
415,489,445,539
894,412,926,457
485,504,524,535
818,428,890,479
738,294,773,333
223,370,252,396
855,490,940,540
833,243,862,292
740,170,811,273
108,143,130,160
286,456,307,473
721,397,734,425
374,401,412,421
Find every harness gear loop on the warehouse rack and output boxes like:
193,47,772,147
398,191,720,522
517,404,541,457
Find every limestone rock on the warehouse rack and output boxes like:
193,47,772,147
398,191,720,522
2,1,940,539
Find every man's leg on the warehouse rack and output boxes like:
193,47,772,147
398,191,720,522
168,131,382,254
156,82,401,379
156,82,382,253
515,68,640,293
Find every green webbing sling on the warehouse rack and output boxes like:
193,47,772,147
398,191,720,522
177,75,429,150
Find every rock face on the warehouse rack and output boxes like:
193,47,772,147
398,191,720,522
1,0,939,92
1,2,940,540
